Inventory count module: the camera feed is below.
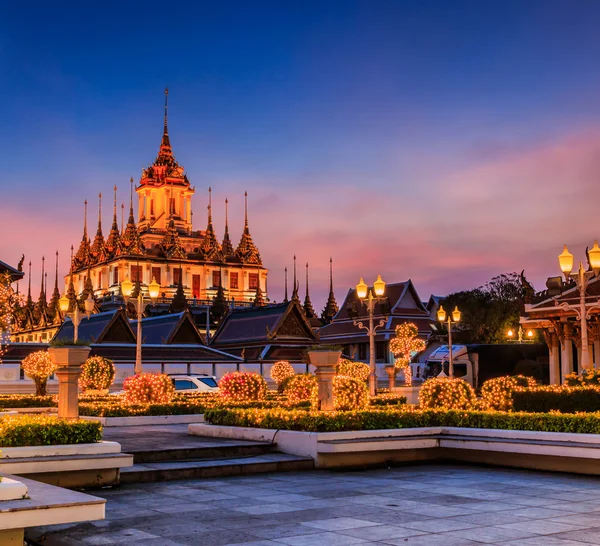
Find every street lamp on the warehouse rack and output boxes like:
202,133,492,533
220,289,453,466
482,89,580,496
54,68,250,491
58,293,95,342
354,275,387,396
122,275,160,375
507,326,534,343
437,305,461,377
556,242,600,370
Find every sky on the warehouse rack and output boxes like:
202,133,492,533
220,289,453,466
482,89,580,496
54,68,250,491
2,0,600,310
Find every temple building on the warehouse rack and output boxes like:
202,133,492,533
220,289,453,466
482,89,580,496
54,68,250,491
67,89,267,308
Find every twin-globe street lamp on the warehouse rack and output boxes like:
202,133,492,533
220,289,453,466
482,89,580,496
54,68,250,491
58,293,95,342
436,304,461,377
558,241,600,370
355,275,386,396
121,275,160,375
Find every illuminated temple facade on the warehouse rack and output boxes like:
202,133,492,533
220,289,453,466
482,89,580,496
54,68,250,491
68,90,267,306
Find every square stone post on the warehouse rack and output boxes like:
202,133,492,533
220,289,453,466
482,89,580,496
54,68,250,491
560,324,574,382
385,366,397,390
544,329,560,385
49,346,91,420
308,350,341,412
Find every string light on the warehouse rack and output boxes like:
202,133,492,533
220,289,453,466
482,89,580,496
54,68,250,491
270,361,295,386
336,359,370,382
390,323,426,386
419,377,476,410
123,373,175,404
480,375,537,411
219,372,267,402
333,375,369,410
21,351,57,396
284,373,318,405
79,356,116,392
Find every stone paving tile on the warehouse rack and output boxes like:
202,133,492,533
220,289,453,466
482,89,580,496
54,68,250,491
251,523,324,539
274,532,370,545
338,524,429,541
301,517,381,531
443,525,539,543
551,528,600,545
401,518,480,533
381,536,481,546
233,502,305,515
500,537,594,546
496,520,588,535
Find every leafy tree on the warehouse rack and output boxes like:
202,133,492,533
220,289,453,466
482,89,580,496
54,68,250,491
440,272,529,344
0,272,23,361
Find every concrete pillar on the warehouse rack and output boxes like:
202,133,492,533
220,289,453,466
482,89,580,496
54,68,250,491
545,330,560,385
49,347,91,421
308,350,340,412
594,338,600,369
385,366,397,390
561,335,574,381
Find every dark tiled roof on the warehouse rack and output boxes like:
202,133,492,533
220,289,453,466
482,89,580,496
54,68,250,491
131,311,205,345
89,344,237,362
54,310,135,344
0,259,24,282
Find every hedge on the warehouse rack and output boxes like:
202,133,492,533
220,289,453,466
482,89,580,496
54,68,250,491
0,415,102,447
369,394,407,407
204,406,600,434
0,395,57,408
512,387,600,413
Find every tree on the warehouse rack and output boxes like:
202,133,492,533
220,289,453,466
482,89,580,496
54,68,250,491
0,272,23,361
22,351,57,396
390,323,426,386
441,272,529,344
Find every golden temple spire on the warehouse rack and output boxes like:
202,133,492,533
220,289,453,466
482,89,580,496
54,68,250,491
284,267,288,302
222,198,235,257
160,87,171,150
105,186,121,256
304,262,315,318
291,255,299,301
90,192,106,262
236,191,262,264
321,257,339,324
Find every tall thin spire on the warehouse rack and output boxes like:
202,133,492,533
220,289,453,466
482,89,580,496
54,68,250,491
236,191,262,264
26,261,33,310
291,255,299,301
222,198,234,257
74,200,91,269
90,192,106,262
284,267,288,302
321,257,339,324
106,185,121,256
303,262,315,318
48,250,61,320
160,87,171,150
244,191,248,230
83,200,88,239
200,186,223,261
38,256,46,302
121,203,125,233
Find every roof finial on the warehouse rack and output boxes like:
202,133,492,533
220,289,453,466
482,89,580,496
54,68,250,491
284,267,288,302
40,256,45,297
97,192,103,234
321,257,339,324
305,262,309,296
70,245,74,274
83,200,88,239
291,255,299,301
113,185,117,217
208,187,212,224
330,257,333,292
121,203,125,232
26,260,32,307
164,87,169,135
225,197,229,226
244,191,248,230
54,251,59,291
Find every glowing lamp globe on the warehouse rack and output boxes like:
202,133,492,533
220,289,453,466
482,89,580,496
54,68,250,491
121,276,133,300
148,277,160,301
58,294,70,313
589,241,600,273
527,330,534,338
437,305,447,323
356,277,368,300
452,306,461,323
373,274,386,297
507,329,514,338
558,244,574,278
84,294,95,316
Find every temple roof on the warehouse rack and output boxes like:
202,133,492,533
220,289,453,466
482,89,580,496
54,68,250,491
131,311,205,345
0,259,24,282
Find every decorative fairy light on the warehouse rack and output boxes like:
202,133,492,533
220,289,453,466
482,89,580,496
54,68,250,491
389,323,426,387
284,373,318,405
79,356,116,392
122,373,175,405
419,377,476,410
219,372,268,402
270,361,295,386
480,375,536,411
333,375,369,411
0,272,23,361
336,359,370,382
21,351,57,396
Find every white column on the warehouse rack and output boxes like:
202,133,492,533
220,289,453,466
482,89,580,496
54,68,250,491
549,336,560,385
561,335,574,381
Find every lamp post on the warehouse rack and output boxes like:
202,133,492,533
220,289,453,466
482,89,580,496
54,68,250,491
58,293,95,342
436,305,461,377
507,326,534,343
557,242,600,370
121,275,160,375
354,275,386,396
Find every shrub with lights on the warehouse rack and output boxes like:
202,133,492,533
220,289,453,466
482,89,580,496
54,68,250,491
270,361,295,391
21,351,57,396
284,373,318,404
389,323,426,386
78,356,115,393
336,359,370,382
565,370,600,387
122,373,175,405
419,377,476,410
480,375,536,411
333,375,369,411
219,372,268,402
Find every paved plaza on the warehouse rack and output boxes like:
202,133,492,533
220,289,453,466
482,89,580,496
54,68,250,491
27,464,600,545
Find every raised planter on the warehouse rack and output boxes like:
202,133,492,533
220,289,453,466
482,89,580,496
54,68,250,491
0,477,28,501
0,441,121,459
308,350,341,411
48,346,91,420
81,414,205,427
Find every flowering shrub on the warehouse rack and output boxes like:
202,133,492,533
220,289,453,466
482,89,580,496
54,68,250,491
333,375,369,411
270,361,295,391
336,359,370,382
565,370,600,387
419,377,476,410
480,375,536,411
123,373,175,405
219,372,267,402
284,373,318,404
79,356,115,392
21,351,57,396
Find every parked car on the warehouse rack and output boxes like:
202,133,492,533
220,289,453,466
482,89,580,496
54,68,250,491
169,374,219,393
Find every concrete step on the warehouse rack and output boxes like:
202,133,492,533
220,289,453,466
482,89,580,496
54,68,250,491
120,452,314,483
131,440,274,464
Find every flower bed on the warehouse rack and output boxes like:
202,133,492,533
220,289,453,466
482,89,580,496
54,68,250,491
204,406,600,434
0,415,102,447
512,386,600,413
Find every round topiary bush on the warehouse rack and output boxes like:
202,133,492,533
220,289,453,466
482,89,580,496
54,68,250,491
419,377,476,410
21,351,57,396
270,361,295,391
79,356,116,393
480,375,537,411
336,359,370,382
333,375,369,411
284,373,318,404
123,373,175,405
219,372,268,402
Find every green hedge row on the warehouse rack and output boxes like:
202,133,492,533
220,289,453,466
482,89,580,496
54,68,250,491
0,395,57,408
78,401,207,417
0,415,102,447
204,407,600,433
512,388,600,413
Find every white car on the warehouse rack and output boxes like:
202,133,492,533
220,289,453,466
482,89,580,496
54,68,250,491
169,374,219,393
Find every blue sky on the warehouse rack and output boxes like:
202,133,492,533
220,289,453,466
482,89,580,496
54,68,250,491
2,1,600,308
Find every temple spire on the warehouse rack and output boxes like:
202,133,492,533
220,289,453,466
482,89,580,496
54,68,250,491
284,267,288,302
90,193,106,262
291,255,299,301
48,251,61,320
105,185,121,256
74,200,91,269
303,262,315,318
321,257,339,324
38,256,46,304
161,87,171,148
222,198,234,257
26,261,33,310
200,187,223,261
235,191,262,264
